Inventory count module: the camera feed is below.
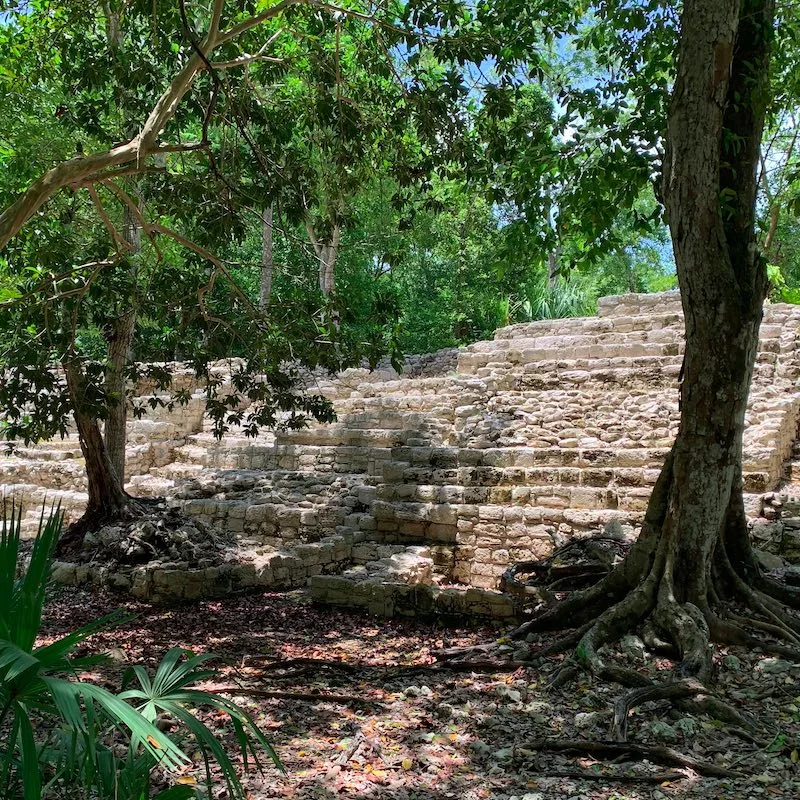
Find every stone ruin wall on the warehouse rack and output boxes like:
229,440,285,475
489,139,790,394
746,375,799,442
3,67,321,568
4,290,800,618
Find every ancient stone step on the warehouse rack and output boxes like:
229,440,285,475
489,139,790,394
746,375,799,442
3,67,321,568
457,348,686,377
0,458,87,488
277,425,441,448
386,444,673,471
128,475,176,497
170,442,393,477
6,290,800,609
52,530,360,602
1,484,88,534
309,572,517,620
149,462,205,480
469,329,685,354
13,447,83,462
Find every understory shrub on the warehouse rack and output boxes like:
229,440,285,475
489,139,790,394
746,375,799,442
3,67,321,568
0,506,279,799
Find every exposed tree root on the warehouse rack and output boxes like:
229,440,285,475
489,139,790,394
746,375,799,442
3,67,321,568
501,535,630,599
596,664,653,688
522,738,743,779
532,768,688,784
494,476,798,782
530,558,800,696
756,574,800,607
508,575,626,641
570,573,660,675
238,656,360,673
725,610,800,647
531,622,595,657
718,547,800,635
415,659,531,674
57,494,157,557
706,613,800,661
687,697,759,739
433,642,500,660
548,661,581,689
206,686,386,707
433,622,596,671
610,679,758,743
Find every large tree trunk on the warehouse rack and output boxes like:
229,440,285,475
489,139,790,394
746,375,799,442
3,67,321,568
653,0,771,608
64,361,130,524
103,199,140,485
104,309,136,485
601,0,780,677
259,204,275,311
305,219,341,298
506,0,798,687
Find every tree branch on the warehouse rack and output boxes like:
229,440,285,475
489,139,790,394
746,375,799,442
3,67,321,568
155,141,208,152
147,222,264,323
0,143,139,250
216,0,302,45
0,260,121,308
211,30,284,68
211,54,283,68
99,180,161,257
304,218,324,259
0,0,300,251
85,185,135,254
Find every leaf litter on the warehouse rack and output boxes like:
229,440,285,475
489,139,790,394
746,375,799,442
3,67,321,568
40,586,800,799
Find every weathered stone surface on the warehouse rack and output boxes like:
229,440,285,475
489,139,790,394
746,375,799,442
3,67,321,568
6,292,800,617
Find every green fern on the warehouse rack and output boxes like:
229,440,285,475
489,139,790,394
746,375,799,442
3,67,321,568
0,506,280,799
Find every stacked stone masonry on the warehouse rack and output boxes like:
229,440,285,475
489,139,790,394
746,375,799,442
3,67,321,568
3,290,800,619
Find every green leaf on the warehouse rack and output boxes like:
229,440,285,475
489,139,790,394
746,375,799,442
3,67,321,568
16,703,42,800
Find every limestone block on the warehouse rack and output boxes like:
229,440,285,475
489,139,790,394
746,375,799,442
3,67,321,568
372,501,396,521
51,562,77,585
398,521,425,536
415,486,438,502
570,487,606,509
487,487,512,504
463,487,490,504
478,506,504,522
429,504,457,525
511,487,530,504
490,548,510,565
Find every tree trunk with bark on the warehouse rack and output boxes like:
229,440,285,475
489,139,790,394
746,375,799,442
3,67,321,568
104,310,135,485
260,204,275,311
506,0,800,688
103,200,140,485
63,361,132,543
547,248,560,289
306,218,341,298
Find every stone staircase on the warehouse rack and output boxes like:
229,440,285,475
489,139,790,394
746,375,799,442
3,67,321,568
4,290,800,618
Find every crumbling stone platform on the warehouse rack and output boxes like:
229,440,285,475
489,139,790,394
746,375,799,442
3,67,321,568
5,291,800,619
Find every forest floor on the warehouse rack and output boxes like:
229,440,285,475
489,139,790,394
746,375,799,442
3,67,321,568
42,588,800,800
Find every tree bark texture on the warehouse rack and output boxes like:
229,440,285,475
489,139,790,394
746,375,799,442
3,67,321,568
103,200,140,486
507,0,791,685
547,248,560,289
658,0,773,601
64,362,129,519
260,204,275,310
306,219,341,297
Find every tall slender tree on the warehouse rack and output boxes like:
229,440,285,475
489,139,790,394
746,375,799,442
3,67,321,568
509,0,800,699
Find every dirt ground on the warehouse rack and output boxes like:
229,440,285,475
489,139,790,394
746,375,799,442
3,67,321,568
41,588,800,799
